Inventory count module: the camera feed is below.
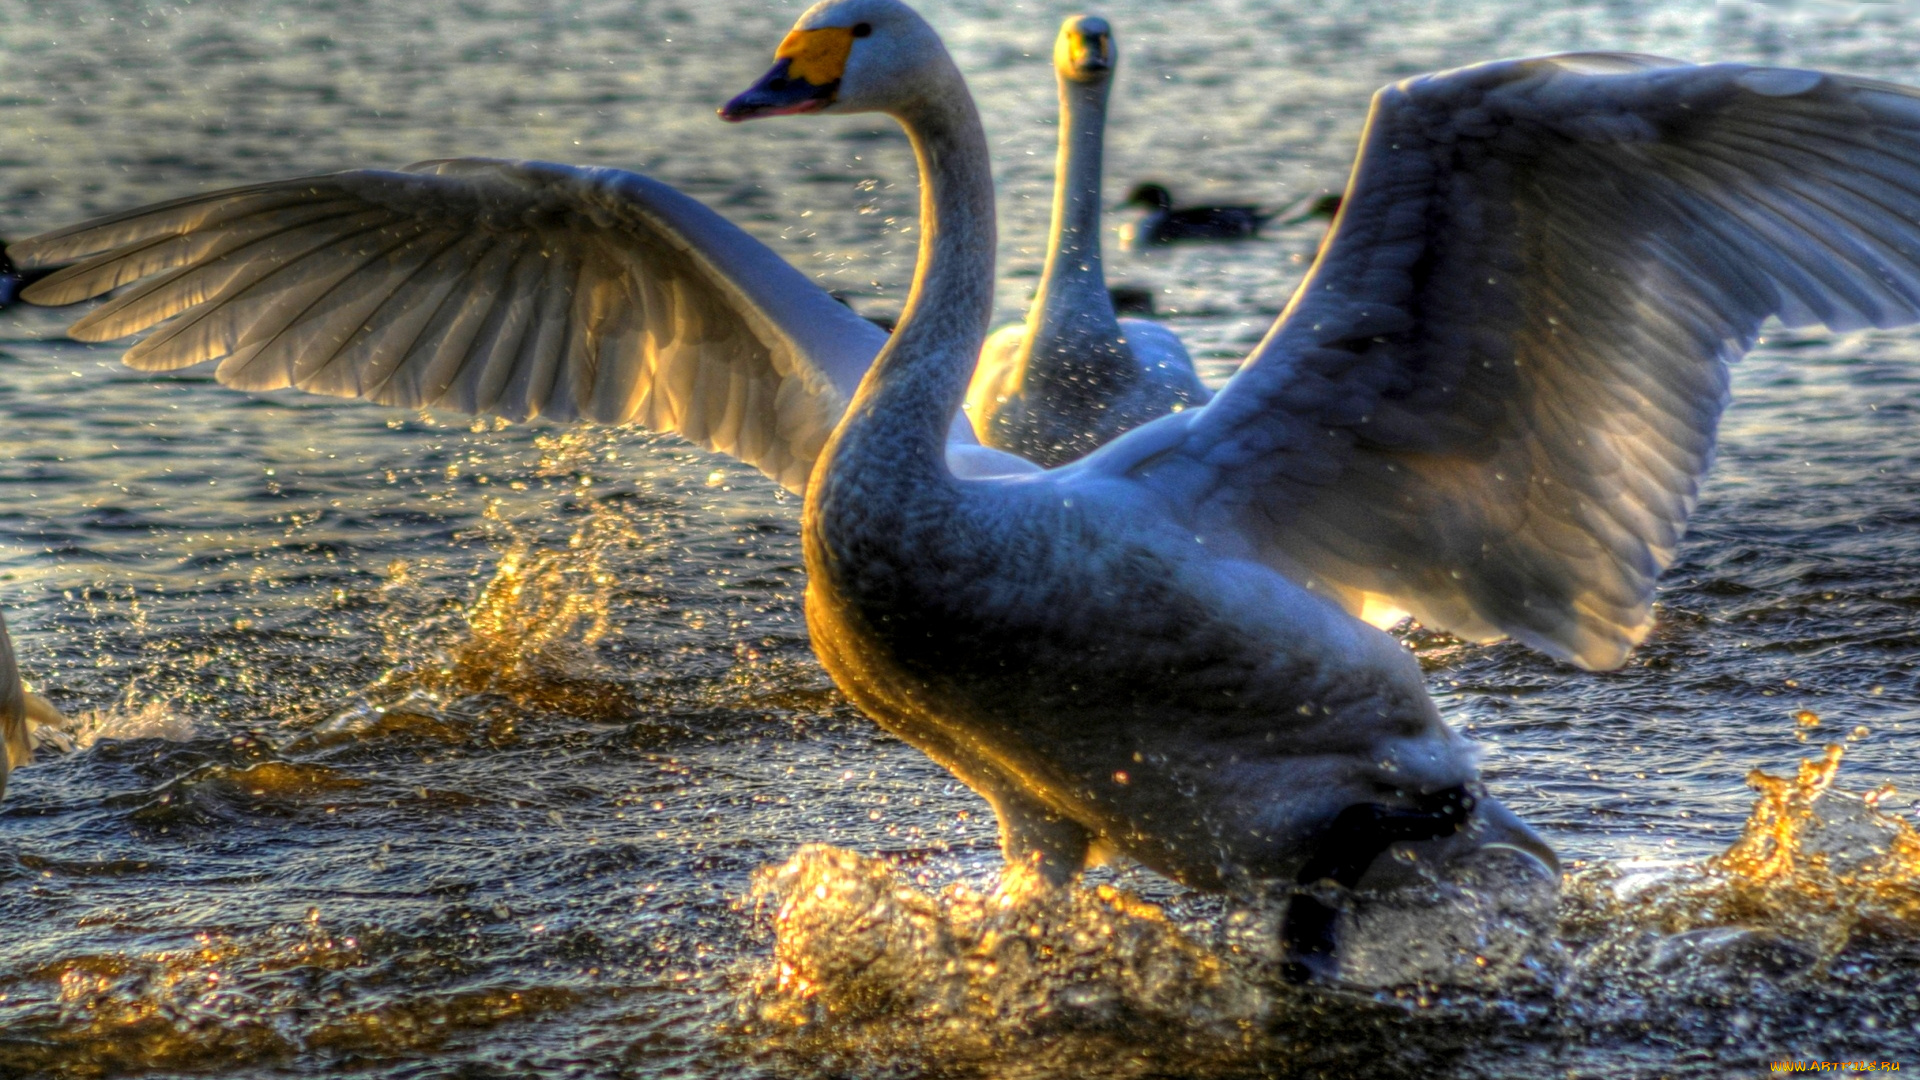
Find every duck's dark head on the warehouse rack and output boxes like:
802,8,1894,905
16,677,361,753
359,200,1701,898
1124,182,1173,211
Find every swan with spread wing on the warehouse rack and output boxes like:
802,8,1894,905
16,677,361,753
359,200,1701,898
22,0,1920,980
964,15,1208,466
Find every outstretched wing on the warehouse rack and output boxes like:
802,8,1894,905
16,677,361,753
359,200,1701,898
1122,55,1920,669
12,158,890,492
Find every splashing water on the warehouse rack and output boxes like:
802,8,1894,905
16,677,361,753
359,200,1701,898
39,696,196,753
739,736,1920,1077
740,846,1334,1079
18,676,194,771
736,848,1556,1077
430,498,635,713
1708,745,1920,946
1571,733,1920,977
337,488,645,731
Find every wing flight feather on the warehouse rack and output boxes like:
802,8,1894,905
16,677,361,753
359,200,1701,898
12,159,892,492
1121,55,1920,668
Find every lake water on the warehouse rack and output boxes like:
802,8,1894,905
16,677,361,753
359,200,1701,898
2,0,1920,1076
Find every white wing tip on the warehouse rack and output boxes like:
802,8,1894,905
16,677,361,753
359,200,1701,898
1734,68,1824,98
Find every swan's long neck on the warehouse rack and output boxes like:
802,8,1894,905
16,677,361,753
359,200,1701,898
816,62,997,498
1029,73,1122,352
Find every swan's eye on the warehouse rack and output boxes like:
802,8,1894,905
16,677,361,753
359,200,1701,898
852,22,872,38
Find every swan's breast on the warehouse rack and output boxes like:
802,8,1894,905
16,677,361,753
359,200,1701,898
803,478,1475,884
969,322,1207,467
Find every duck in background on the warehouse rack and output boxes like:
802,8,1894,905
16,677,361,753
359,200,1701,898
1119,181,1267,246
965,15,1209,466
1119,182,1339,248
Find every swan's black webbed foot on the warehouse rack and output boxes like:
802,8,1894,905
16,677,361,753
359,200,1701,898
1278,785,1475,985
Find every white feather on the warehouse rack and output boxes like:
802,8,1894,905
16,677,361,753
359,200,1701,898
1093,54,1920,670
15,159,891,493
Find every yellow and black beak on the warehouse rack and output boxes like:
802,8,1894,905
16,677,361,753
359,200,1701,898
721,26,861,122
1068,29,1112,76
1057,17,1113,81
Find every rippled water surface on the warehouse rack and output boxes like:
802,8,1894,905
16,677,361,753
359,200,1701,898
4,1,1920,1077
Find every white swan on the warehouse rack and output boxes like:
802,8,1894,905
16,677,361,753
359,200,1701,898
22,0,1920,979
964,16,1208,466
730,2,1920,971
0,611,68,799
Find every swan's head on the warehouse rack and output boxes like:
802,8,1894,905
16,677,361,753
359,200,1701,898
1235,720,1559,983
1277,780,1560,983
720,0,952,122
1124,182,1174,211
1055,15,1115,84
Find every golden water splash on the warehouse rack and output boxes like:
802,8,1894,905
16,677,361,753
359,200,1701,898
20,677,193,767
740,739,1920,1074
364,498,641,720
1605,735,1920,963
737,845,1278,1077
50,699,194,751
449,502,624,694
